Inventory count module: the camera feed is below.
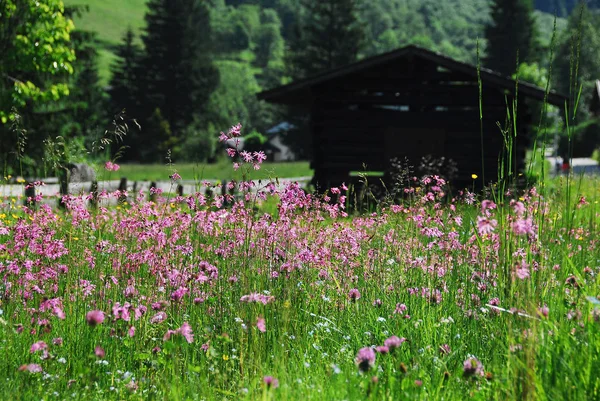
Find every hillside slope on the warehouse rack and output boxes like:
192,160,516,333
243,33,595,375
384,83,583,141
63,0,147,82
63,0,147,45
63,0,568,84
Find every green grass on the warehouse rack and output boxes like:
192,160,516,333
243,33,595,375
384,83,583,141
64,0,148,46
63,0,148,84
1,174,600,399
101,160,313,182
96,47,118,84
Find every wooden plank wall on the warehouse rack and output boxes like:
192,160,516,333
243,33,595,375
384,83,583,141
309,58,533,190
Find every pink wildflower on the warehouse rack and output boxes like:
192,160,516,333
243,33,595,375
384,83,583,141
463,356,484,377
439,344,451,355
86,310,105,326
95,346,105,358
104,161,120,171
355,347,376,372
228,123,242,137
481,200,496,214
171,286,189,302
348,288,361,301
240,293,275,305
30,341,48,353
163,322,194,343
19,364,42,373
376,345,389,354
515,263,530,280
263,376,279,389
384,335,405,349
150,311,167,324
512,217,534,236
256,317,266,333
511,200,526,216
178,322,194,343
477,216,497,235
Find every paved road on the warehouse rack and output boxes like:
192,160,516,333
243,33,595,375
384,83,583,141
546,157,600,175
0,177,312,208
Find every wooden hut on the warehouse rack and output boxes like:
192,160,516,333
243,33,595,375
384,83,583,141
257,45,566,190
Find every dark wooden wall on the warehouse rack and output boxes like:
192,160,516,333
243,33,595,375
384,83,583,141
309,56,533,190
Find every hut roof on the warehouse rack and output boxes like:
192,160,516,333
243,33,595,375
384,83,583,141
258,45,567,107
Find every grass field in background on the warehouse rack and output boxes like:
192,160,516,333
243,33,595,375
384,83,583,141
63,0,148,83
64,0,147,45
100,160,313,182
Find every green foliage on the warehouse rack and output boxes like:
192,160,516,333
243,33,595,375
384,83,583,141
64,29,107,144
109,28,141,116
206,61,269,134
515,62,548,87
254,9,285,70
0,3,111,177
243,130,267,152
554,4,600,111
358,0,491,63
286,0,365,79
139,0,219,135
140,108,176,163
107,160,312,181
485,0,540,76
0,0,76,123
180,122,219,163
554,4,600,157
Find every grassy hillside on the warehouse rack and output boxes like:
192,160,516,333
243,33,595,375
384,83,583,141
63,0,147,83
63,0,566,85
64,0,147,45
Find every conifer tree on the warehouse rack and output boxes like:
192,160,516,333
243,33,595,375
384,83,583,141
63,29,107,144
287,0,365,79
109,27,141,117
139,0,219,135
484,0,539,76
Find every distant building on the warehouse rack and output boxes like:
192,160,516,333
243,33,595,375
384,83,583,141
265,122,296,162
258,45,567,189
593,80,600,117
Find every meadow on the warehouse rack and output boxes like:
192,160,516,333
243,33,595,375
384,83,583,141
106,160,313,182
1,137,600,400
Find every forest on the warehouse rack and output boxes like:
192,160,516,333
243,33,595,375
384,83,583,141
1,0,600,176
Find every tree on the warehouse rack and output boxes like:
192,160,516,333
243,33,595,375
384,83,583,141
555,4,600,107
140,108,176,162
0,0,76,124
109,27,141,117
484,0,539,76
254,9,285,72
286,0,365,79
64,28,107,145
554,3,600,157
139,0,219,140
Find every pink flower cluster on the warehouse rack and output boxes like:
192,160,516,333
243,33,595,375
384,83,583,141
355,335,405,372
240,293,275,305
104,161,120,171
163,322,194,344
218,123,267,170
